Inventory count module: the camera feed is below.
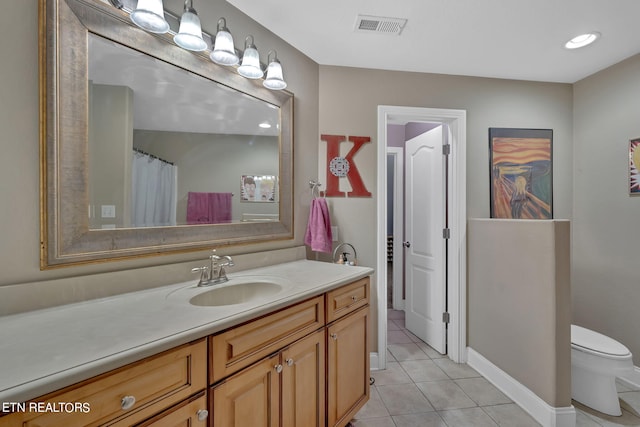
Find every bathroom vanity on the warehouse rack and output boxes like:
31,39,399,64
0,260,372,427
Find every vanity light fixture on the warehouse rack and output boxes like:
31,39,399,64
238,36,264,79
259,122,272,129
210,18,239,66
263,50,287,90
174,0,208,51
564,32,600,49
130,0,170,34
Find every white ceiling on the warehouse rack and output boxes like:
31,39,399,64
226,0,640,84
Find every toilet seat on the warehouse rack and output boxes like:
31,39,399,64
571,324,631,358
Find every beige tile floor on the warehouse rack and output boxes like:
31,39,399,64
351,309,640,427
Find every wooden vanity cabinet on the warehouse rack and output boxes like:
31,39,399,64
326,278,370,427
211,278,370,427
211,320,326,427
0,339,208,427
0,277,370,427
209,295,326,426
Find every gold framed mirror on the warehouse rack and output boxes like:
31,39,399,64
40,0,294,268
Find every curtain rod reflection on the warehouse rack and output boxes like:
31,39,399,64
133,147,174,165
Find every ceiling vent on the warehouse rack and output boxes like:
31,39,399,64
354,15,407,35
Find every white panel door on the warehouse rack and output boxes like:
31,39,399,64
404,126,446,354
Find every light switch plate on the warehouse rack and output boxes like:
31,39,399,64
101,205,116,218
331,226,339,241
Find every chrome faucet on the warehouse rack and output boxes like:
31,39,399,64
191,250,235,286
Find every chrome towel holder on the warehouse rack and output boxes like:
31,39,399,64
309,179,322,198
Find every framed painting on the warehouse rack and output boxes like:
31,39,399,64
630,138,640,196
489,128,553,219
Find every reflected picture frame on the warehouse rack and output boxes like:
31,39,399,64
630,138,640,196
241,175,277,203
489,128,553,219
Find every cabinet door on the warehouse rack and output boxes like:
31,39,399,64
281,329,325,427
327,306,370,427
212,353,280,427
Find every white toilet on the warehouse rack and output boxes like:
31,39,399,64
571,324,634,416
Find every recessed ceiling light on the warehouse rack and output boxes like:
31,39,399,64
564,32,600,49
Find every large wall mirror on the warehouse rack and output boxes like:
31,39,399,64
40,0,294,268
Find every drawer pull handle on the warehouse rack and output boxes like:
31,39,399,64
351,296,358,302
121,395,136,411
275,364,283,373
286,358,294,366
330,333,338,340
197,409,209,421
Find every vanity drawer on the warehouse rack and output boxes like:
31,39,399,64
1,339,207,427
326,277,370,323
210,296,324,383
133,391,208,427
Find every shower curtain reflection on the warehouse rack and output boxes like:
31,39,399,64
131,151,178,227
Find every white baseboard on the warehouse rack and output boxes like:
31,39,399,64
618,365,640,390
370,352,380,371
467,348,576,427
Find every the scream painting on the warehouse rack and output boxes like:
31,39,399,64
489,128,553,219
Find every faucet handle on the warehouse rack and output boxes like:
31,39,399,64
191,266,209,282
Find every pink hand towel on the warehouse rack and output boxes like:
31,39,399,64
209,192,232,223
304,198,333,253
186,192,209,224
187,192,232,224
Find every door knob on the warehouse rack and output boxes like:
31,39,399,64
403,241,411,248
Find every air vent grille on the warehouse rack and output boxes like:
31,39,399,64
355,15,407,35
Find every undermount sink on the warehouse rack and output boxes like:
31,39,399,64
189,281,283,307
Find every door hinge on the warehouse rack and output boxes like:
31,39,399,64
442,144,451,156
442,228,450,239
442,312,450,324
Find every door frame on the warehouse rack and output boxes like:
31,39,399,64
387,147,405,311
375,106,467,368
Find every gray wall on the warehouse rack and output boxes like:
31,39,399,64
319,65,574,350
573,55,640,364
0,0,318,308
89,83,134,228
468,219,571,407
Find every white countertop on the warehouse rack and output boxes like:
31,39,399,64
0,260,373,403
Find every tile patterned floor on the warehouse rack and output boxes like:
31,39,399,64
352,309,640,427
